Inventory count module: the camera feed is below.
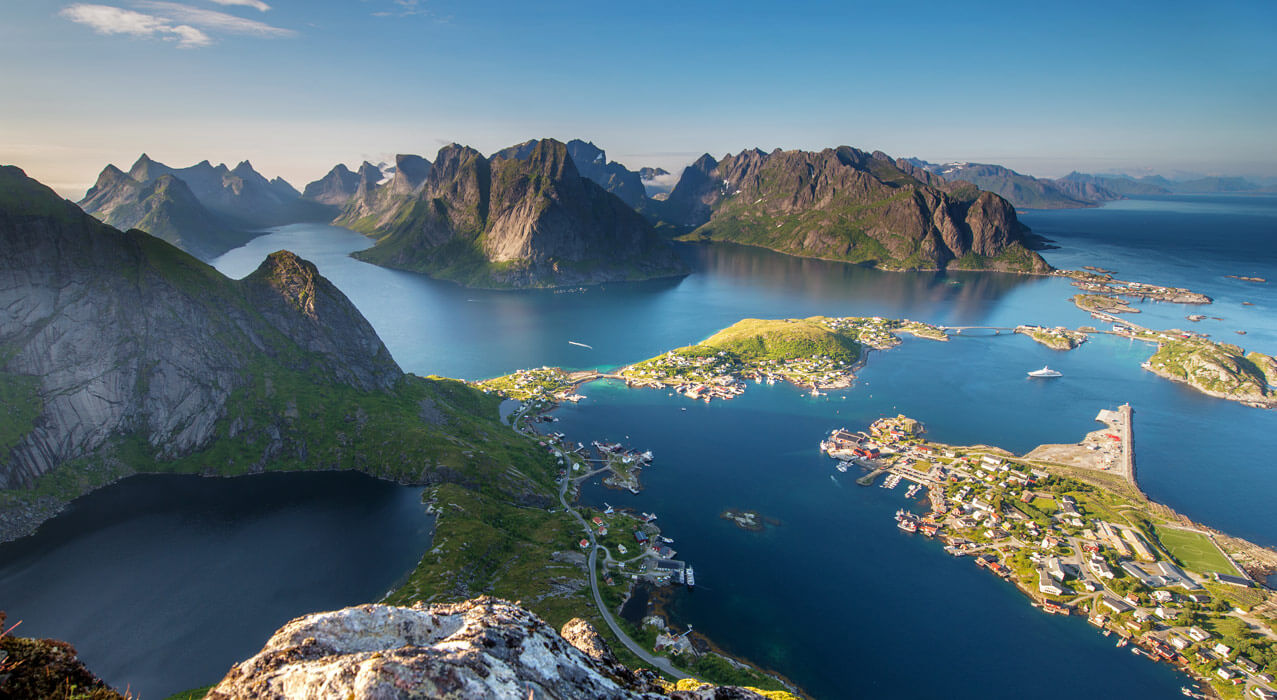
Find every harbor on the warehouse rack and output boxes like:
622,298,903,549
820,409,1277,700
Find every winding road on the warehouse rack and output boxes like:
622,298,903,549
515,401,693,680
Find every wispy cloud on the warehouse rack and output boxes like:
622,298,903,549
133,1,294,37
373,0,430,18
206,0,271,12
60,4,211,47
60,1,293,46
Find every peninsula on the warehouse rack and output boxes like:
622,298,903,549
821,410,1277,699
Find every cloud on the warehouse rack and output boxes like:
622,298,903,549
373,0,429,17
60,4,211,47
205,0,271,11
133,1,294,37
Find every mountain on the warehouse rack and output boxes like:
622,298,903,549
337,154,432,227
302,163,364,206
77,166,256,260
1164,176,1260,193
908,159,1111,209
83,154,328,231
655,147,1050,273
1056,172,1170,197
339,139,689,288
0,166,554,540
564,139,647,208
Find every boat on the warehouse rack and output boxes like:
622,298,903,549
659,536,674,544
684,566,695,589
1027,366,1062,378
835,462,848,473
897,518,917,533
641,512,658,522
1116,638,1128,648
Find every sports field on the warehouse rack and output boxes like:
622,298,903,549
1155,526,1239,576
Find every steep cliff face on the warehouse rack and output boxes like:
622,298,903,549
2,166,559,541
0,167,402,491
345,139,688,288
657,147,1049,273
335,154,433,229
301,163,364,206
565,139,648,208
205,597,772,700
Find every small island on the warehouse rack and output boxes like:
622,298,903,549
1062,270,1212,305
720,509,778,532
1015,324,1088,350
1142,339,1277,409
1074,293,1140,314
618,316,947,400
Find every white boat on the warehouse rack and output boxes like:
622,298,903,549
1027,366,1062,378
684,566,695,589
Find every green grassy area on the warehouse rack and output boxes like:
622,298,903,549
383,483,591,628
162,685,212,700
699,318,861,364
1153,526,1238,576
1147,340,1273,401
0,367,41,462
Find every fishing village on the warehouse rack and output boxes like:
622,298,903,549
821,410,1277,699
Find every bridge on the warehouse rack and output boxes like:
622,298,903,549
938,325,1018,335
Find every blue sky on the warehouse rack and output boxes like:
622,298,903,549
2,0,1274,197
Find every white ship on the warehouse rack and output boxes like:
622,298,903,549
1027,366,1062,378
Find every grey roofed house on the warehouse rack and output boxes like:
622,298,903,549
1038,569,1065,596
1156,561,1203,590
1100,595,1134,614
1213,572,1253,587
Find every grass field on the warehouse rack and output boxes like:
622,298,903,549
1154,526,1239,575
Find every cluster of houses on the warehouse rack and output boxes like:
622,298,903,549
481,366,582,402
819,316,947,349
824,414,1275,697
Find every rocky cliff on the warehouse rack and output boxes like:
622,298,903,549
565,139,648,208
205,597,777,700
656,147,1050,273
342,139,688,288
301,162,377,206
0,166,556,540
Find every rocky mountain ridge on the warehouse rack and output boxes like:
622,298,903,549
0,166,555,541
340,139,688,288
204,596,778,699
906,159,1116,209
654,147,1049,273
78,155,328,259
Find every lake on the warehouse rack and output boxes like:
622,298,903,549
0,472,433,698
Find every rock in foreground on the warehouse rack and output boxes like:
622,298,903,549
205,597,771,699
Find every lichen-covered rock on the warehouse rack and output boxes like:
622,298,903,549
204,598,771,700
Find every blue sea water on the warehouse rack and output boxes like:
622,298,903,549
2,194,1273,697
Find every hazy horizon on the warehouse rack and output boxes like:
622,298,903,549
2,0,1274,198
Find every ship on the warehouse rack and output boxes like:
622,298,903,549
684,566,695,589
1027,366,1062,378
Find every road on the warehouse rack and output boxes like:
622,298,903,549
515,401,693,680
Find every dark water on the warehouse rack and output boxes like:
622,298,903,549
0,472,432,698
550,378,1191,699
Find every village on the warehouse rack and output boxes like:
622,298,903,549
1060,269,1214,306
821,413,1277,700
617,316,949,402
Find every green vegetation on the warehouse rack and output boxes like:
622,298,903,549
0,366,41,462
163,686,212,700
383,483,590,628
700,318,861,363
672,655,794,696
1146,339,1274,403
1072,293,1136,313
1153,526,1239,576
479,367,580,403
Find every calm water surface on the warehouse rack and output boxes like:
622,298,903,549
0,473,432,698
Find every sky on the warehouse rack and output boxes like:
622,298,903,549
1,0,1274,198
